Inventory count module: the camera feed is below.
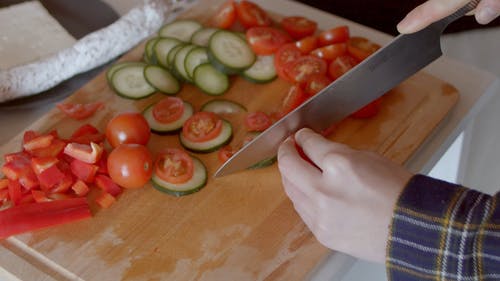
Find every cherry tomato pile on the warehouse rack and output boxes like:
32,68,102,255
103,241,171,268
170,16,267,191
213,0,385,120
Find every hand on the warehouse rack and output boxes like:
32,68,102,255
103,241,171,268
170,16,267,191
277,128,413,262
397,0,500,33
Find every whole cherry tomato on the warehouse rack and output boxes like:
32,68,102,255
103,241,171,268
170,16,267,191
106,112,150,148
107,144,153,189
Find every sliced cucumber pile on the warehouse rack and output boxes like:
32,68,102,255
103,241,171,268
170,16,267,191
201,99,247,114
242,55,277,83
110,64,156,99
106,61,146,83
143,101,194,135
158,20,203,42
152,157,207,197
208,30,256,74
185,47,209,80
153,37,182,68
144,38,160,64
174,44,198,82
180,120,233,153
190,27,219,47
144,65,180,95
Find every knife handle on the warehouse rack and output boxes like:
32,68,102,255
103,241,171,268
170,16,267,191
435,0,481,29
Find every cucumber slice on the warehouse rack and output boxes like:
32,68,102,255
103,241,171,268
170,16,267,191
143,101,194,134
106,61,146,84
193,63,229,96
190,27,219,47
208,30,256,74
144,37,160,64
153,37,182,68
201,99,247,114
111,65,155,99
152,157,207,197
185,47,209,80
158,20,203,42
248,156,277,170
242,55,277,83
144,65,181,95
174,44,197,82
179,120,232,153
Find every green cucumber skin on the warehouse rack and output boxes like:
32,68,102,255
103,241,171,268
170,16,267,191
111,66,156,100
247,156,277,170
207,50,242,75
193,63,230,96
151,157,207,197
241,73,277,84
179,121,233,153
200,99,247,114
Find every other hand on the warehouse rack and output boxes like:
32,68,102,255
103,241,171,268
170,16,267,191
277,128,413,262
397,0,500,33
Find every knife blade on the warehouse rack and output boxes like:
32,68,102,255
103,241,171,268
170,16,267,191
215,0,480,177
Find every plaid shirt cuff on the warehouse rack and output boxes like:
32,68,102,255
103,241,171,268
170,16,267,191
386,174,500,281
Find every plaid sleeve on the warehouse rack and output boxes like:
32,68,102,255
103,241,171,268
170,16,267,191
386,174,500,281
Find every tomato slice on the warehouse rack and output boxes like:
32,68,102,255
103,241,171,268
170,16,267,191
152,97,185,124
235,0,272,28
328,55,358,80
218,145,235,164
347,36,381,62
304,74,333,96
245,111,272,132
212,0,237,29
274,44,302,82
284,55,328,84
281,85,309,115
57,102,104,120
295,35,319,54
246,27,292,55
318,26,350,46
182,112,223,143
155,148,194,184
310,43,347,62
280,16,317,40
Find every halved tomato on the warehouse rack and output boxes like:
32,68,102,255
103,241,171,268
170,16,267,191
246,27,292,55
304,74,333,96
281,85,309,115
310,43,347,62
328,55,358,80
284,55,327,84
182,112,223,143
274,44,302,82
318,26,350,46
57,102,104,120
152,97,185,124
155,148,194,184
212,0,237,29
295,35,319,54
245,111,272,132
235,0,272,28
347,36,381,62
280,16,317,40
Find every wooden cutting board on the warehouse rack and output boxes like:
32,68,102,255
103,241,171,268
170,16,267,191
0,0,458,280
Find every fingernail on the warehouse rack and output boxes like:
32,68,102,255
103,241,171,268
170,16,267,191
476,7,498,25
295,128,312,143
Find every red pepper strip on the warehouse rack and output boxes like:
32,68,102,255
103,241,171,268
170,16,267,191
30,139,66,158
70,159,98,183
23,134,54,151
8,180,22,205
0,179,8,190
4,151,31,163
64,142,103,164
0,189,9,203
0,197,91,239
95,175,122,196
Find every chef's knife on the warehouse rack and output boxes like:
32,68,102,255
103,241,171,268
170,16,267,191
215,0,480,177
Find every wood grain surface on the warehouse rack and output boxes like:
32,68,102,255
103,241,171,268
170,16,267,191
0,0,458,280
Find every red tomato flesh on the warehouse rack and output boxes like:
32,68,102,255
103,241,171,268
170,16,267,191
245,111,272,132
280,16,317,40
318,26,350,46
182,112,223,143
246,27,292,55
328,55,358,80
295,35,319,54
235,0,272,28
155,148,194,184
284,55,327,84
310,43,347,62
347,36,381,62
212,0,237,29
57,102,104,120
274,44,303,82
304,74,333,96
152,97,185,124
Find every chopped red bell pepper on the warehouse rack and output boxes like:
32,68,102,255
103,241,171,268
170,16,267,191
64,142,103,164
23,134,54,151
23,130,38,144
70,124,105,145
95,175,121,196
0,189,9,203
50,174,74,194
71,180,89,197
8,180,22,206
29,138,66,158
19,193,35,205
32,190,51,203
0,178,8,190
96,150,108,175
31,156,59,175
37,165,66,190
70,159,98,183
95,192,116,209
4,151,31,163
0,197,91,239
2,157,38,190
